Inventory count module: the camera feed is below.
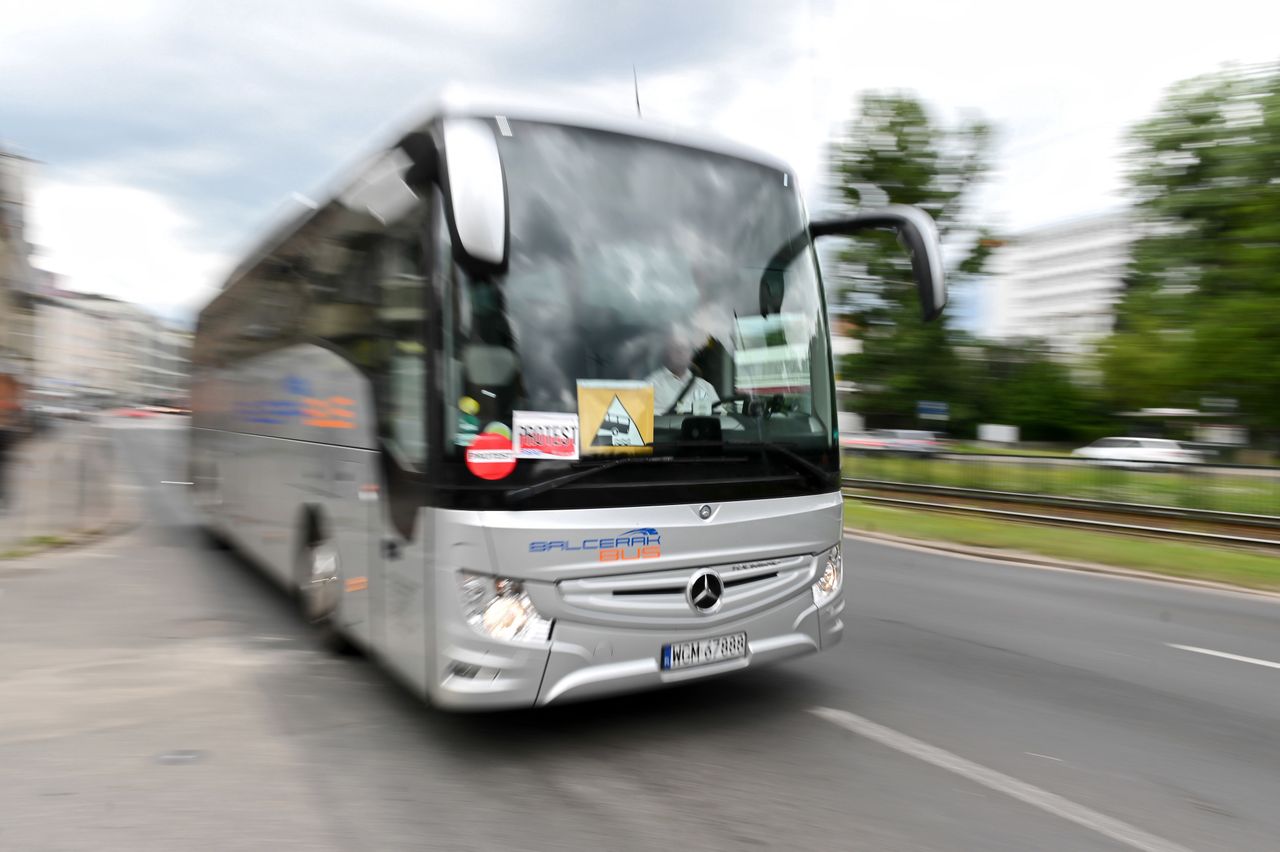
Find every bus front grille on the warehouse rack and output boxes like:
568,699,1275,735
553,554,814,626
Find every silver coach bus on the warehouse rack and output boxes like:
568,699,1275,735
190,101,944,709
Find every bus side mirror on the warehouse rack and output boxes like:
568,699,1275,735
439,118,509,274
810,205,946,322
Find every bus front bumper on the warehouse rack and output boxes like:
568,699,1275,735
429,587,844,710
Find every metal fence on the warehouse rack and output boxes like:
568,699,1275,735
844,452,1280,518
0,422,119,554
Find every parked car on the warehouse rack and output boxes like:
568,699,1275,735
1071,437,1202,467
840,431,886,453
34,403,88,420
842,429,943,457
110,407,157,419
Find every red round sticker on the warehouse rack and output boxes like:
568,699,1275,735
466,431,516,480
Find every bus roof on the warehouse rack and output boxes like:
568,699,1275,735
209,97,794,304
430,95,792,174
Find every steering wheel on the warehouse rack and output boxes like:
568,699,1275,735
716,393,758,415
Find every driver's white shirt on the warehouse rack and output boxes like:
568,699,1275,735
646,367,718,415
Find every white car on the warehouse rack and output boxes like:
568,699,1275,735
1072,437,1202,467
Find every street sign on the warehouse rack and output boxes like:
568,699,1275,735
917,400,949,421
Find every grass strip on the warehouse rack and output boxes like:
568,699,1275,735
948,443,1072,458
845,499,1280,591
844,455,1280,515
0,534,77,561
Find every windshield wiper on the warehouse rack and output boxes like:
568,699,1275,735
503,443,835,504
504,458,631,504
504,456,740,504
721,441,837,490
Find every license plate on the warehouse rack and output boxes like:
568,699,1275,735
662,632,748,670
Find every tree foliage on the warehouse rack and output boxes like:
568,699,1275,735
1103,63,1280,438
962,341,1106,442
828,93,994,429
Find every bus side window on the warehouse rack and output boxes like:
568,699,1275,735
376,233,428,467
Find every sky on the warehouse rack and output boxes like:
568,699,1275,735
3,0,1278,325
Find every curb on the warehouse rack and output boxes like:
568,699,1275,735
0,494,142,564
844,526,1280,601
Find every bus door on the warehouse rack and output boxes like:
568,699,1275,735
333,455,377,647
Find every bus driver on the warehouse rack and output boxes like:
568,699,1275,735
646,333,719,416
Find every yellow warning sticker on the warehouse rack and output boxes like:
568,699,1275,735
577,380,654,456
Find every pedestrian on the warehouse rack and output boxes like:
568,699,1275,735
0,372,20,510
0,419,10,511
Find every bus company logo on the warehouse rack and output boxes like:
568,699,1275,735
528,527,662,562
301,396,356,429
235,377,355,430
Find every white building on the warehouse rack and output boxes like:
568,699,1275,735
142,322,192,402
1,150,37,382
987,211,1134,359
33,293,191,405
33,296,117,400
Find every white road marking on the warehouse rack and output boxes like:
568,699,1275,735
160,481,193,486
1025,752,1063,762
810,707,1190,852
1165,643,1280,670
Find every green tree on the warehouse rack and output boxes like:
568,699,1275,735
1104,63,1280,441
828,93,994,430
968,341,1105,442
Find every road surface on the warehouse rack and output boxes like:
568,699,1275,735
2,420,1277,850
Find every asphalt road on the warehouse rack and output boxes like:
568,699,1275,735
2,420,1278,851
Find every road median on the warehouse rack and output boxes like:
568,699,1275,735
845,499,1280,595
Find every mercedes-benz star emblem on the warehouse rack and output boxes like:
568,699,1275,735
686,570,724,614
698,504,713,520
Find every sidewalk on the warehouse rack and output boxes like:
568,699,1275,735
0,420,125,555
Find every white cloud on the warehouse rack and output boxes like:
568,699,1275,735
7,0,1280,327
29,175,227,321
810,0,1280,230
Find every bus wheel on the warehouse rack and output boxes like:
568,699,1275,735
296,535,351,654
201,525,229,550
193,464,227,548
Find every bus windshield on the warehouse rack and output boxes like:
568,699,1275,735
441,120,836,499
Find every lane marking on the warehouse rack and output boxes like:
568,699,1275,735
1165,643,1280,671
810,707,1190,852
160,481,193,486
1025,752,1064,762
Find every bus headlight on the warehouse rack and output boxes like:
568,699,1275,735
812,544,843,606
456,573,552,643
